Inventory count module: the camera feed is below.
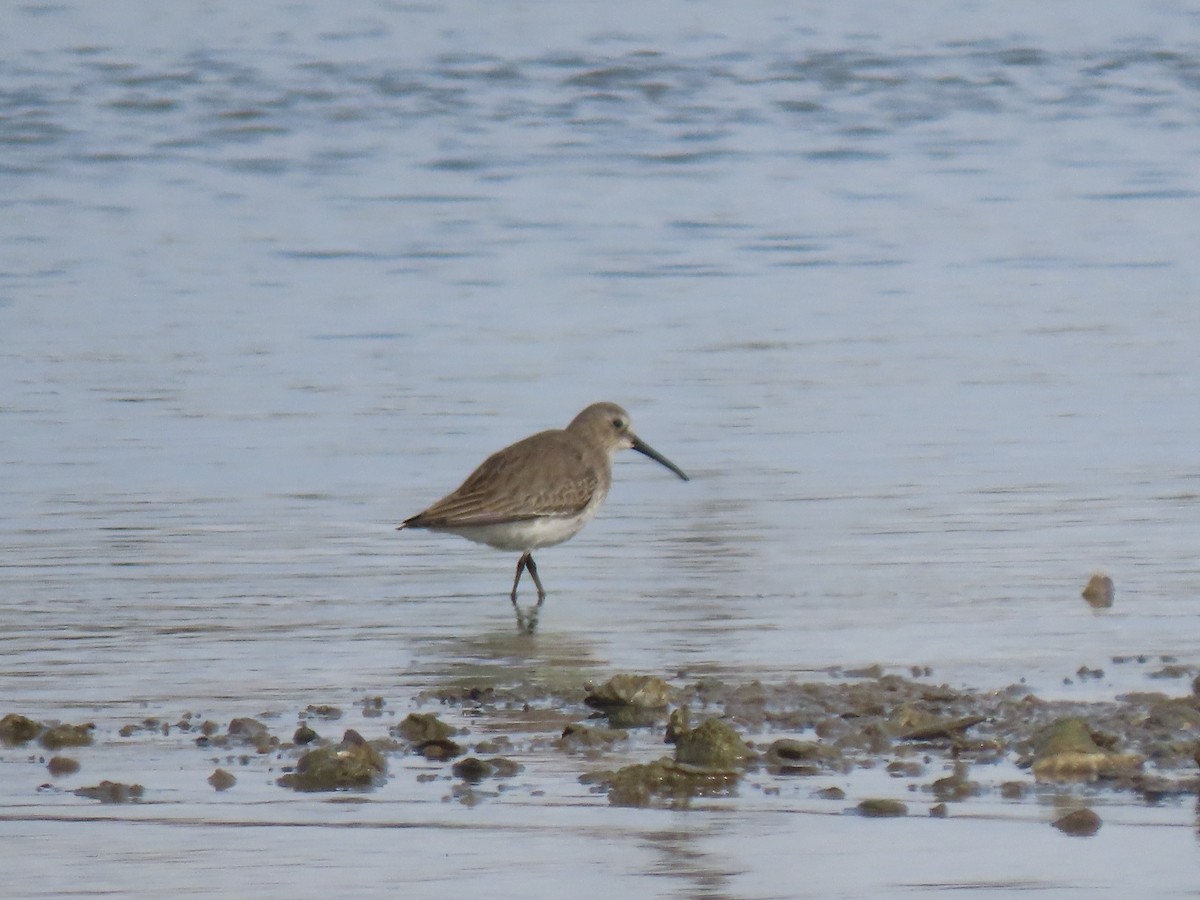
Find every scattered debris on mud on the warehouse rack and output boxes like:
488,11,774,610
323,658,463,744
4,660,1199,829
73,781,144,804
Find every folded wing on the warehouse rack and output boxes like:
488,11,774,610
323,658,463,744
402,430,600,528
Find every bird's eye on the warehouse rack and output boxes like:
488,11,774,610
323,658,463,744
611,417,625,430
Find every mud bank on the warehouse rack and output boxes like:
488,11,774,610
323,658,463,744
5,664,1198,829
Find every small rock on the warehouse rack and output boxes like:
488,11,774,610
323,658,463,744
929,802,949,818
39,723,94,750
766,738,837,775
931,762,979,801
765,739,827,762
227,717,274,752
668,711,754,769
1081,573,1114,608
1147,664,1192,680
452,756,523,782
999,781,1026,799
47,756,81,777
1052,807,1102,837
886,760,924,778
1144,699,1200,730
360,696,385,718
277,729,387,792
208,768,236,791
490,757,522,778
585,675,672,728
473,737,511,755
814,786,845,800
584,674,672,709
417,738,463,760
393,713,454,743
857,798,908,817
293,725,319,745
228,717,270,738
452,757,494,782
557,723,629,751
0,714,42,746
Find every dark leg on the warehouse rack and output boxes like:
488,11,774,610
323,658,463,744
511,551,531,607
525,554,546,607
510,551,544,634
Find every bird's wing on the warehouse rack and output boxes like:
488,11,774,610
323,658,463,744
402,431,600,527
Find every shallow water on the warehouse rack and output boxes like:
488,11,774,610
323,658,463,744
3,1,1200,896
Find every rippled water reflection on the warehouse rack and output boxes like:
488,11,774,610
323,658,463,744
3,1,1199,896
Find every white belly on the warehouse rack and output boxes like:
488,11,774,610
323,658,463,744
432,510,597,552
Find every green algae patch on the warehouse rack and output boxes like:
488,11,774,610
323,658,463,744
0,714,42,746
278,729,387,792
393,712,455,743
39,722,95,750
1030,717,1143,782
593,708,753,807
668,709,755,769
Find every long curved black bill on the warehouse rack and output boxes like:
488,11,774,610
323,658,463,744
631,436,690,481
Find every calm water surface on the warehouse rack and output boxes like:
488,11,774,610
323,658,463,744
2,1,1199,896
